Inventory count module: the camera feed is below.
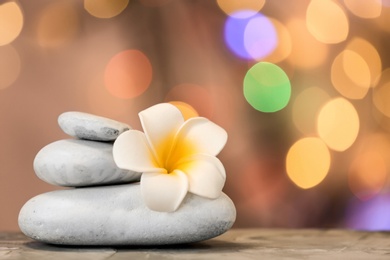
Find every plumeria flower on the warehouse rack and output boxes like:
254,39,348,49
113,103,227,212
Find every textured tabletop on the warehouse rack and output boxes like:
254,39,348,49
1,229,390,259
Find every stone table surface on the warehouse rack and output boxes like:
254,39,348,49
1,229,390,259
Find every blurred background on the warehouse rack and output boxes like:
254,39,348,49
1,0,390,231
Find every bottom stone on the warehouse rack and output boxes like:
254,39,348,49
18,183,236,246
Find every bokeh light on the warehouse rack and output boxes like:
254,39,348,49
344,0,382,19
4,0,390,232
245,14,278,60
0,44,21,90
373,69,390,118
286,18,328,69
349,150,387,201
84,0,129,19
331,50,371,99
346,37,381,87
165,83,213,118
217,0,265,18
169,101,199,121
383,0,390,7
358,133,390,166
36,2,79,48
263,18,292,63
306,0,349,44
243,62,291,113
104,49,152,99
375,3,390,33
317,97,359,151
346,193,390,231
372,110,390,140
292,87,330,135
286,137,331,189
0,1,23,46
224,11,277,60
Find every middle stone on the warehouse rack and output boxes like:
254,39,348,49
34,139,141,187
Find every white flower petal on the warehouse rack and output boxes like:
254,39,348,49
177,154,226,199
141,170,188,212
139,103,184,165
113,130,165,173
171,117,228,159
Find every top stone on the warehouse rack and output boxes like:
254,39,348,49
58,112,131,141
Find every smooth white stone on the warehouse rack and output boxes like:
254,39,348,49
18,184,236,246
34,139,141,187
58,111,130,141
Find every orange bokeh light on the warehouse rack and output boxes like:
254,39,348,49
306,0,349,44
217,0,265,18
331,50,371,99
104,49,153,99
286,137,331,189
84,0,129,18
349,150,388,201
317,97,360,151
344,0,382,19
36,1,79,48
0,1,23,46
287,18,328,69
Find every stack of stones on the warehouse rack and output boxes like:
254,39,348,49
18,112,236,246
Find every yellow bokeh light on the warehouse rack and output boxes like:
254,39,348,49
263,18,292,63
36,2,79,48
217,0,265,18
286,137,331,189
84,0,129,19
0,1,23,46
286,18,328,69
292,87,330,135
306,0,349,44
373,69,390,118
331,50,371,99
346,38,381,87
169,101,199,121
0,45,21,90
343,51,371,87
104,49,153,99
349,150,388,201
317,97,360,151
344,0,382,19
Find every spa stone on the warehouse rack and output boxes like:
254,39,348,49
18,184,236,246
58,111,130,141
34,139,141,187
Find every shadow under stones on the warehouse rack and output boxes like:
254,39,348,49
24,239,253,253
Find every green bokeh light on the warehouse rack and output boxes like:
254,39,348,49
243,62,291,112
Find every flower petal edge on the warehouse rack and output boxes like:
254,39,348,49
113,130,165,173
140,170,188,212
139,103,185,166
176,154,226,199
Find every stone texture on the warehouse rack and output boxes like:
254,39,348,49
34,139,141,187
18,184,236,246
58,111,130,141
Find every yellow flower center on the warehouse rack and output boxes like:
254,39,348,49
160,138,196,174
